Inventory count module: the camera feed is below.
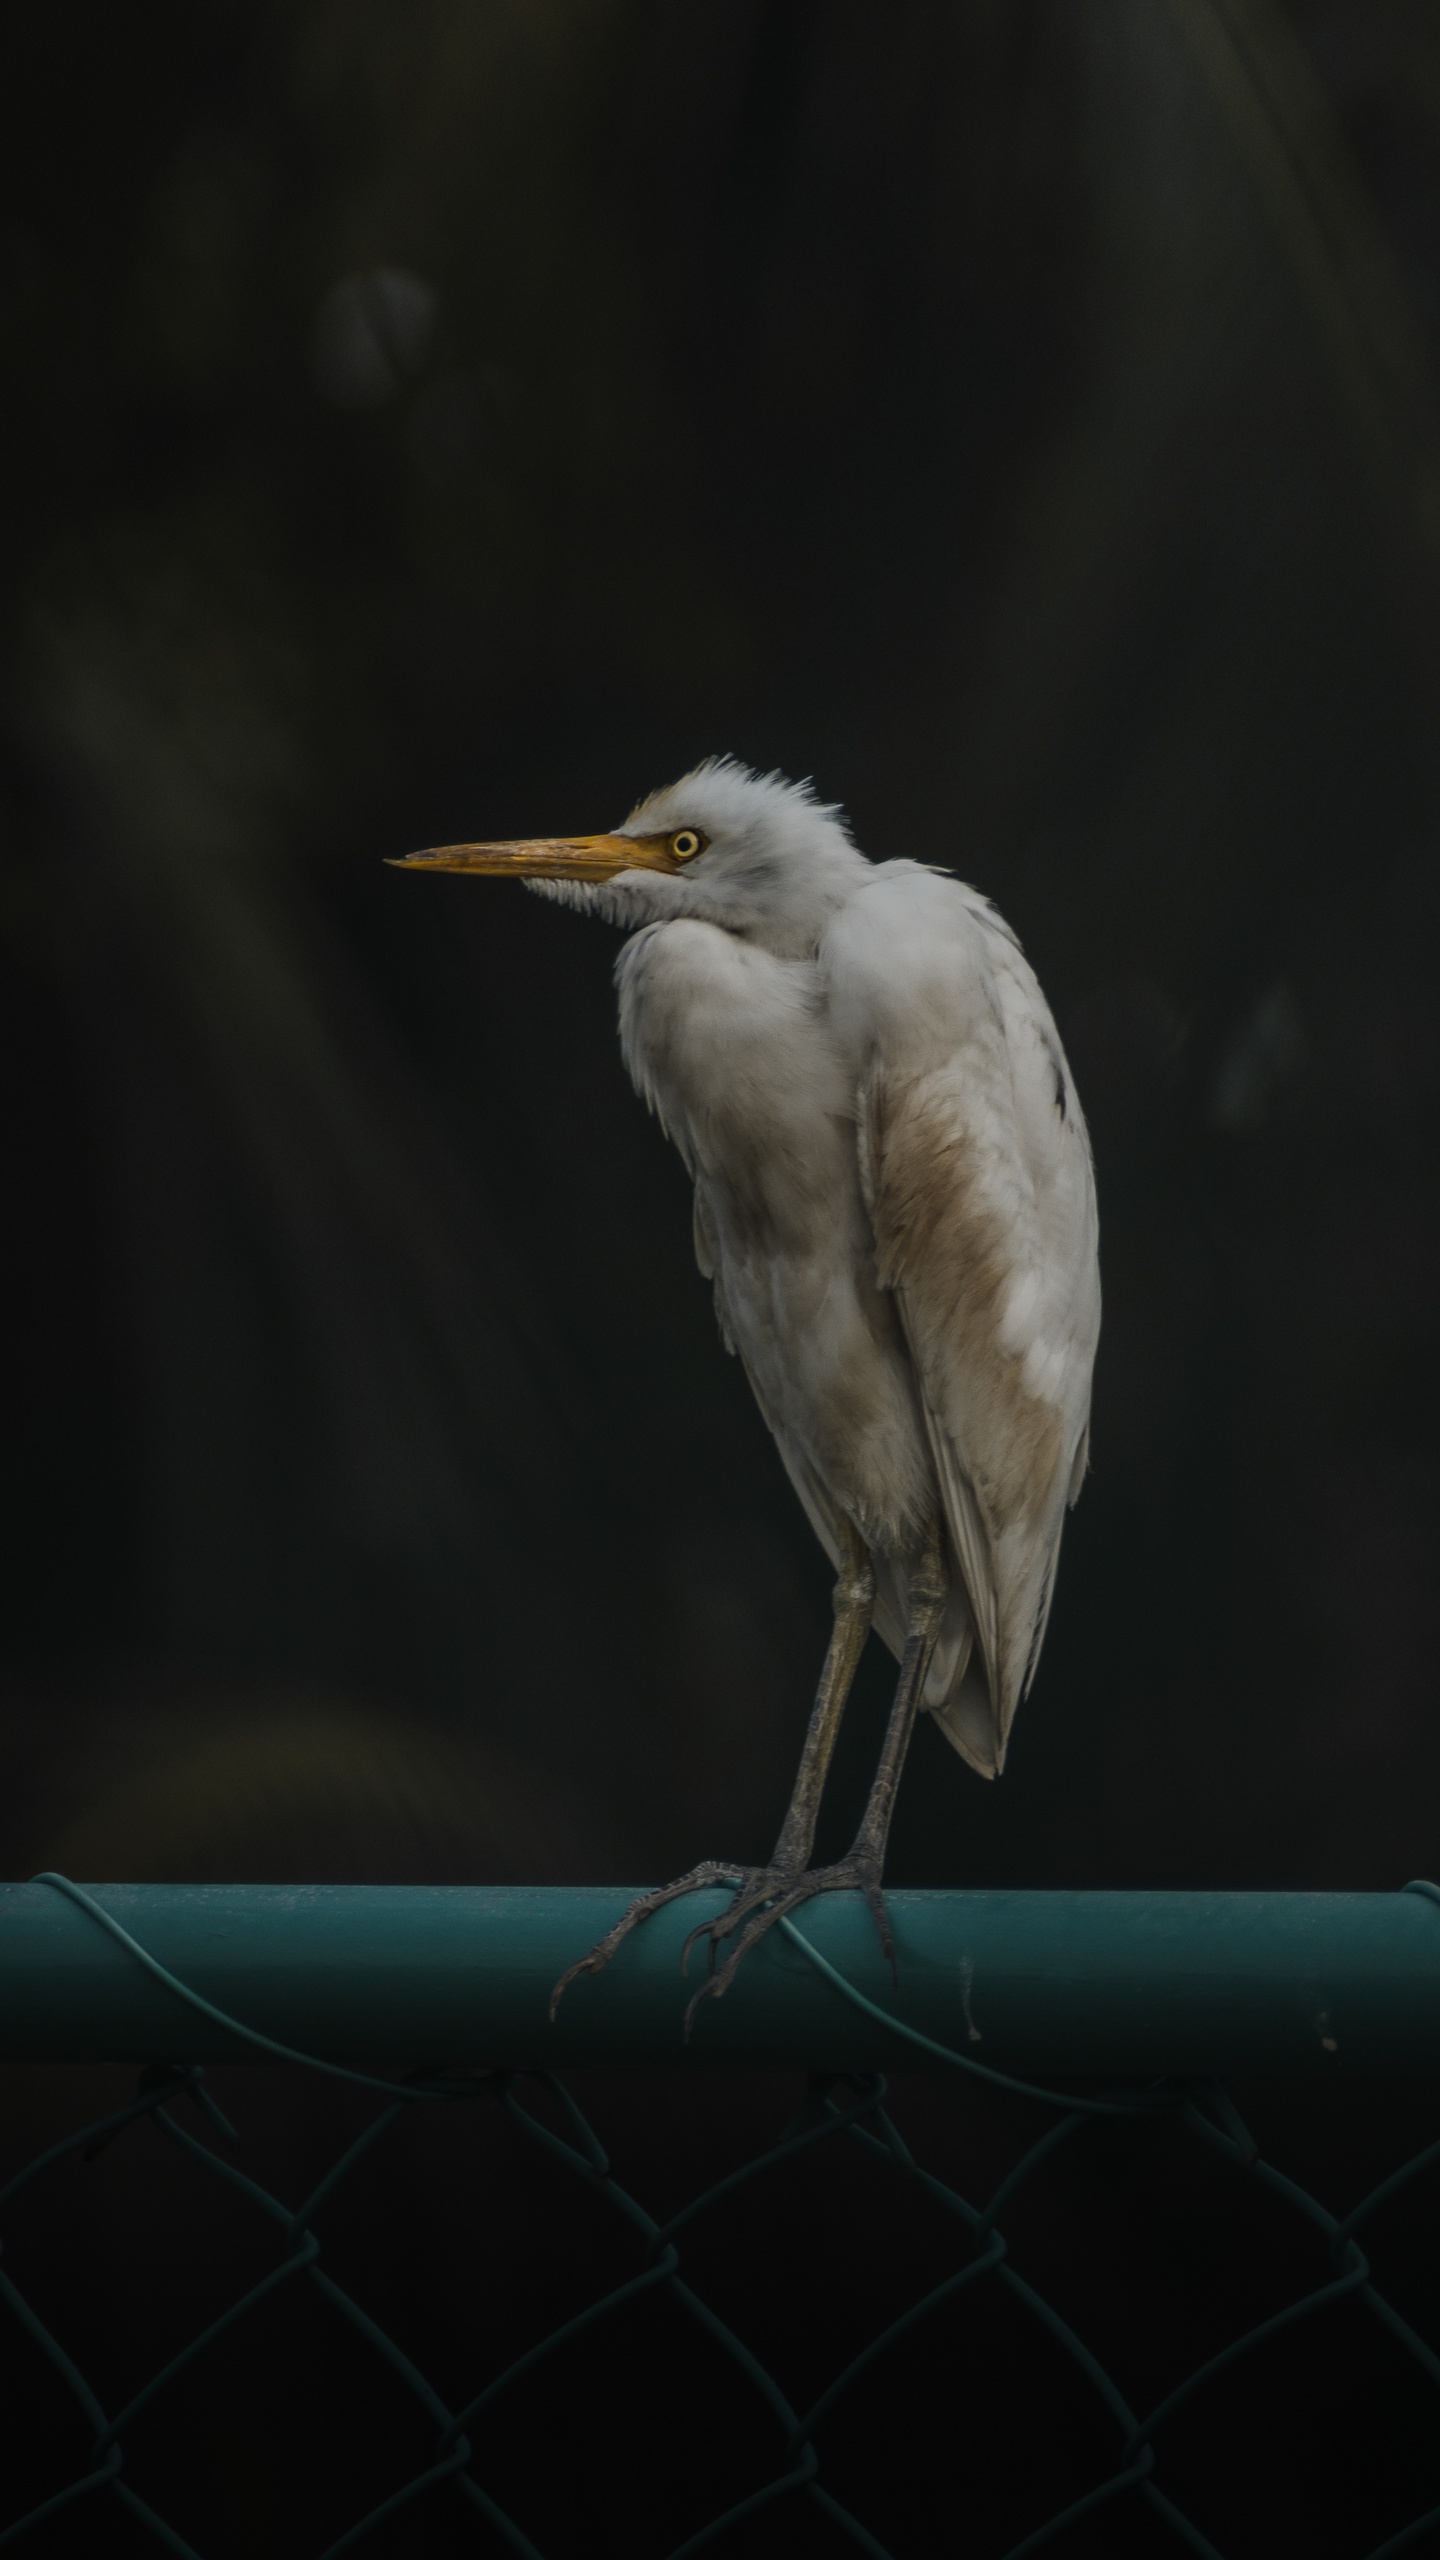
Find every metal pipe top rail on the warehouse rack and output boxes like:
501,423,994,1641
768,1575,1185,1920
2,1882,1439,2075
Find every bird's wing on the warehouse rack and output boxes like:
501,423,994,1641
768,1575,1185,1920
826,867,1100,1773
695,1170,943,1676
693,1177,916,1660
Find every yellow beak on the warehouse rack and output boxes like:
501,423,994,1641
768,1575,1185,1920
389,831,682,881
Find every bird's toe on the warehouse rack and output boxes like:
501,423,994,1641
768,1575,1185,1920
680,1856,894,2034
679,1864,798,1973
549,1861,745,2017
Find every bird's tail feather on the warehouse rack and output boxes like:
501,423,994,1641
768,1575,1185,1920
928,1663,1003,1778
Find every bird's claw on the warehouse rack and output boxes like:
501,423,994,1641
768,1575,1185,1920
551,1854,895,2031
680,1852,893,2038
548,1861,745,2020
677,1866,794,1976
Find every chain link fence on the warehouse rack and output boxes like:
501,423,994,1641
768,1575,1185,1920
2,1875,1439,2556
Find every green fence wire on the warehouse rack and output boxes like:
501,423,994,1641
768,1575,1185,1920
2,1876,1440,2556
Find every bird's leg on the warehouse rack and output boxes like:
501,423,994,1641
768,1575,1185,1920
684,1520,947,2023
833,1523,947,1964
769,1517,878,1872
549,1520,875,2020
674,1518,877,1970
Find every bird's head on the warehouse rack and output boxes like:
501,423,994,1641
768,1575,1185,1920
392,758,867,950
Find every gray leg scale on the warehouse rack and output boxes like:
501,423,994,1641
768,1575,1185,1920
550,1519,949,2030
548,1518,877,2019
679,1519,947,2022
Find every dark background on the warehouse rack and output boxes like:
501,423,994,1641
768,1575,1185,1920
2,3,1440,2552
3,0,1440,1894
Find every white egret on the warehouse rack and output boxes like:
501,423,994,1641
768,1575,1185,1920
396,761,1100,2020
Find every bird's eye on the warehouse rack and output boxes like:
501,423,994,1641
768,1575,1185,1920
671,830,703,861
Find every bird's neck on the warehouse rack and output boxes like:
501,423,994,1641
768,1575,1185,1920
666,841,875,957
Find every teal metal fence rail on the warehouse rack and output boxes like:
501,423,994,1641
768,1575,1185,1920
2,1877,1440,2555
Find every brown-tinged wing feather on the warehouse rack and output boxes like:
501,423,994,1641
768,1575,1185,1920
841,876,1100,1772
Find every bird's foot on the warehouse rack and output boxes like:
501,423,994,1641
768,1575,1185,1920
548,1861,745,2021
680,1850,891,2036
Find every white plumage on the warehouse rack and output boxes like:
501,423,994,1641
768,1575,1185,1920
398,758,1100,2005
